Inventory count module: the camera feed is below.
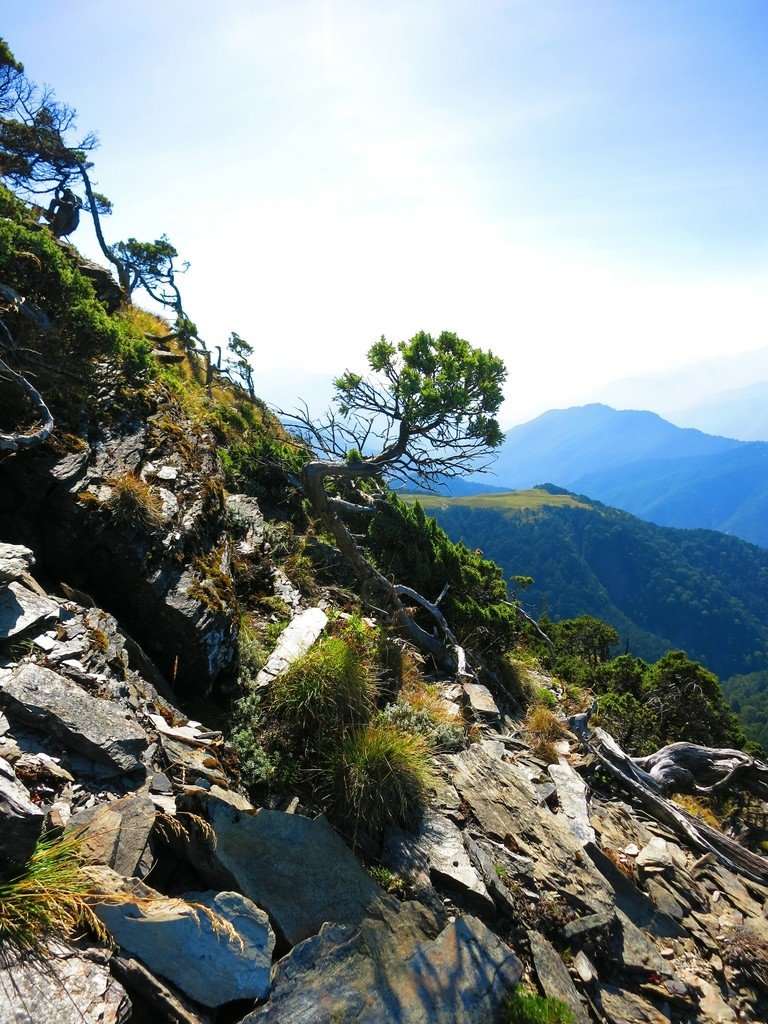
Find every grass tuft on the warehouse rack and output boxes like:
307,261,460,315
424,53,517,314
105,472,163,531
319,721,433,838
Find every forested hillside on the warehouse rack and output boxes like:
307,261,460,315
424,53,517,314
416,488,768,680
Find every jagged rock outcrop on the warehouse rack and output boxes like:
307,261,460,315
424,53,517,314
0,407,239,689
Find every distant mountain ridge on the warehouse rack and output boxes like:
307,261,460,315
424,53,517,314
482,404,768,546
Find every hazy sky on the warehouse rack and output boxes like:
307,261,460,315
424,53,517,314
4,1,768,424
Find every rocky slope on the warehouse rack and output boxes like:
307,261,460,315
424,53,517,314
1,533,767,1024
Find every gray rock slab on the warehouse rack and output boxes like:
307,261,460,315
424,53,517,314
463,831,520,918
383,810,494,915
244,914,522,1024
176,788,381,946
463,682,500,721
0,941,131,1024
528,930,590,1024
0,663,147,774
88,868,274,1008
612,909,676,978
596,984,672,1024
562,909,616,944
0,543,34,584
0,755,45,865
0,581,58,640
68,794,157,878
254,606,327,688
586,843,687,938
548,760,596,846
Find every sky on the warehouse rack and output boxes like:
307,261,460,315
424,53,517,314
3,1,768,426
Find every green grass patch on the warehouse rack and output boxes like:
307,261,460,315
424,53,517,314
499,985,574,1024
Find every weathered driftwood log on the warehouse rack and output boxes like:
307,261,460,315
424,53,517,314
0,316,54,452
571,719,768,885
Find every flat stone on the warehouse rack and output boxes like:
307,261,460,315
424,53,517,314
243,915,522,1024
68,794,157,878
562,909,616,943
574,949,598,982
0,542,34,584
462,682,500,721
549,760,596,846
646,878,686,921
0,663,147,774
0,581,59,640
176,787,381,946
586,843,686,938
612,909,676,978
254,607,328,688
0,940,131,1023
463,831,519,917
528,930,590,1024
597,984,671,1024
159,733,228,787
86,866,274,1008
383,810,494,915
0,755,45,865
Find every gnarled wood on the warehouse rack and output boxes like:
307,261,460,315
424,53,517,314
577,724,768,885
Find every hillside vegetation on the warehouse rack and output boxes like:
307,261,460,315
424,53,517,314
418,487,768,681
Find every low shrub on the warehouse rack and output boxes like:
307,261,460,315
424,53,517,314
319,721,433,838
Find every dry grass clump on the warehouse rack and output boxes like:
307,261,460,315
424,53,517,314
0,831,106,952
524,704,569,764
105,472,163,531
671,793,722,829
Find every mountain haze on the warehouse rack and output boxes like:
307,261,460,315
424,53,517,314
484,404,768,546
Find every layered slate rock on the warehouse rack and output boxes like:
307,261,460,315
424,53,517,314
446,743,613,913
245,914,522,1023
176,787,381,945
0,755,45,865
382,810,495,915
0,663,147,774
0,941,131,1024
0,542,34,584
87,867,274,1009
0,582,58,641
528,930,590,1024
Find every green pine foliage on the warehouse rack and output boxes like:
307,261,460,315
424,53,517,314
367,494,517,656
723,670,768,752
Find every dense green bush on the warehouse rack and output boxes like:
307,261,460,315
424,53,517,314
368,495,517,655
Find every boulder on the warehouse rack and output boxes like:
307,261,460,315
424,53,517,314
86,867,274,1008
0,582,58,641
0,542,34,584
596,984,672,1024
68,794,157,878
176,787,381,946
0,940,131,1024
0,755,45,865
0,663,147,775
244,914,522,1023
